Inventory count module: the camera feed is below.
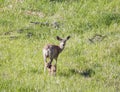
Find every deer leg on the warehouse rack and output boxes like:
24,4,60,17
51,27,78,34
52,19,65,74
47,58,53,68
43,56,47,72
55,58,57,72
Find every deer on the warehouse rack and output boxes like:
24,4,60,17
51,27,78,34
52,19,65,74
45,63,56,76
43,36,70,72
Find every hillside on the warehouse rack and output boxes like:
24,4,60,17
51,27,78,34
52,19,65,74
0,0,120,92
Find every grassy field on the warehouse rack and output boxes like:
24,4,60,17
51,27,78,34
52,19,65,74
0,0,120,92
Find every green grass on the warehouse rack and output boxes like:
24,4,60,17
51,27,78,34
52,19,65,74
0,0,120,92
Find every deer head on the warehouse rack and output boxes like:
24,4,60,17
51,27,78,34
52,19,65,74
56,36,70,50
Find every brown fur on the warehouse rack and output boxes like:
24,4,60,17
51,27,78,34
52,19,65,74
43,36,70,72
45,63,56,76
48,64,56,76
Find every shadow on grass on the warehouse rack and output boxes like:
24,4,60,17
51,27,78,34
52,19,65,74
71,68,95,77
59,68,95,78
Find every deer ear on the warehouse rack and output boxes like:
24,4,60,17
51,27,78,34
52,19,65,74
56,36,62,41
66,36,70,40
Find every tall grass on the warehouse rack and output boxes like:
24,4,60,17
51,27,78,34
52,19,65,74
0,0,120,92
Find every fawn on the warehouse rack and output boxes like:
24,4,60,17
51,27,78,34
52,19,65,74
45,63,56,76
43,36,70,72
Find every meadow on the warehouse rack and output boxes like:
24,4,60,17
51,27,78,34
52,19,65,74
0,0,120,92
